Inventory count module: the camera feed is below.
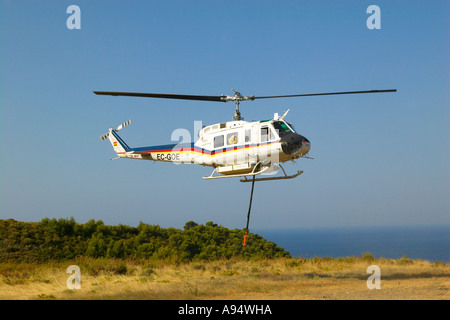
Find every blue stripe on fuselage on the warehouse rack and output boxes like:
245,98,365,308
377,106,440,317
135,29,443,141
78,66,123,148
131,142,192,153
130,141,277,155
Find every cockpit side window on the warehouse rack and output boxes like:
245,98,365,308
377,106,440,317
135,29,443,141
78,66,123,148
261,125,279,142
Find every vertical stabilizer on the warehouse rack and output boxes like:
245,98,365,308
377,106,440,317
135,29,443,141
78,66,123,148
100,120,132,154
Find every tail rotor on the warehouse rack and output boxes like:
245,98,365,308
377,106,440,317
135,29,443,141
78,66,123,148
99,120,132,141
100,120,132,154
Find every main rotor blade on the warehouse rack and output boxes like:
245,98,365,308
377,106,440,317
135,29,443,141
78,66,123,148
93,91,226,102
253,89,397,100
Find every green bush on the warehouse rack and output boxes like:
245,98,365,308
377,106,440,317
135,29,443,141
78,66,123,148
0,218,290,263
396,255,413,265
361,252,376,262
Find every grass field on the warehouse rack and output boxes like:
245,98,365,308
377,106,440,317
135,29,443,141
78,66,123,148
0,256,448,300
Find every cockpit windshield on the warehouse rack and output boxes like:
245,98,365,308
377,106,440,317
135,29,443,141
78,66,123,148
272,121,294,137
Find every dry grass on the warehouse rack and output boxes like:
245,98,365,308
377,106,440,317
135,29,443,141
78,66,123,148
0,257,448,300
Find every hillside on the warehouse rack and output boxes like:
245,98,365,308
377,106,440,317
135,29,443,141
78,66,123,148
0,218,290,263
1,219,448,300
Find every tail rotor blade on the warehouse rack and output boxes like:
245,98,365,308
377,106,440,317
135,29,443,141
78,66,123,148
116,119,131,131
100,133,109,141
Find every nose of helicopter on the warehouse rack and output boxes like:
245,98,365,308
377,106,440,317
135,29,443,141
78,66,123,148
280,133,311,156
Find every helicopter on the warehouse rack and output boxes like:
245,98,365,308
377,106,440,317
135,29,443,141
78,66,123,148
95,88,396,245
96,89,396,182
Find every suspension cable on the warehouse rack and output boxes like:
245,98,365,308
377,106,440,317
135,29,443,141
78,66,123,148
243,174,256,246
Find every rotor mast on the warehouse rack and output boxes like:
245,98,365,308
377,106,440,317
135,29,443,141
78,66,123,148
221,89,255,121
234,99,241,121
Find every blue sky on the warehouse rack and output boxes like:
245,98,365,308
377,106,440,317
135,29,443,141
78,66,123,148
1,0,449,230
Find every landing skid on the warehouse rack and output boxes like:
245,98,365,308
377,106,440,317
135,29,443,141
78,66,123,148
203,162,303,182
203,161,270,180
240,164,303,182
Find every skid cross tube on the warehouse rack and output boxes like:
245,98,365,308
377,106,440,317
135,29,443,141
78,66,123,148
240,164,303,182
203,161,269,180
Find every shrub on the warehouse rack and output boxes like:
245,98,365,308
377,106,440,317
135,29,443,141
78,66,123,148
396,255,413,266
432,261,446,267
361,252,376,262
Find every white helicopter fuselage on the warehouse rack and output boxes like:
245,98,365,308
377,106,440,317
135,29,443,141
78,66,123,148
102,113,310,179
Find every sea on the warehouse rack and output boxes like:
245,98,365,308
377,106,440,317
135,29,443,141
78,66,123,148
255,225,450,263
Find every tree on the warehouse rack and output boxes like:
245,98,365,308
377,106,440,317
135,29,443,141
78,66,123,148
184,221,198,230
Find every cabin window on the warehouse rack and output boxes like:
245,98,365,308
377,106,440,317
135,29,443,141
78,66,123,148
261,127,269,142
227,132,238,145
214,135,224,148
245,129,251,143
